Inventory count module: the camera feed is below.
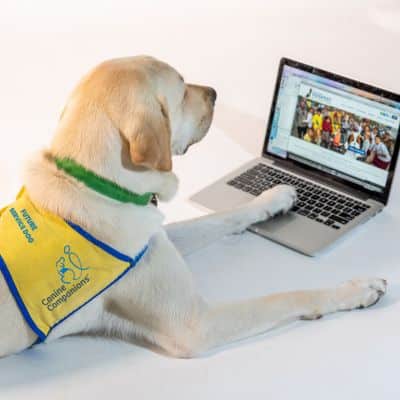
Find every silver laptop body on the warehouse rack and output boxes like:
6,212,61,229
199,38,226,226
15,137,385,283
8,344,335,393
191,58,400,256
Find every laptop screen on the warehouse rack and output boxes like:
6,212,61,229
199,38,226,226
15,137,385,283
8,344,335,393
265,63,400,195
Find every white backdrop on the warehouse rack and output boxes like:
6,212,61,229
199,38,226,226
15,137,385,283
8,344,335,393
0,1,400,399
1,0,400,194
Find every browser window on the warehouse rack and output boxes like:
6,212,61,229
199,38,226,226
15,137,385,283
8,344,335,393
267,65,400,193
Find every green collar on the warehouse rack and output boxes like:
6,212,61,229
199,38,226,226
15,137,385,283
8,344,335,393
54,157,154,206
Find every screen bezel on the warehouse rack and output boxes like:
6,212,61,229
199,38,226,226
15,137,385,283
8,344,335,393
262,57,400,205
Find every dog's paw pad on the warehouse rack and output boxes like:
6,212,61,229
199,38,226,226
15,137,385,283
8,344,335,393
300,313,323,321
336,278,387,311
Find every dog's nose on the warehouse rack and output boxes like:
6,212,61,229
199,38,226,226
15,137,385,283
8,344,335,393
207,87,217,105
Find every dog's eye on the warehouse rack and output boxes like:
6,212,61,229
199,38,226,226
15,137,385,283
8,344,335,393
182,88,188,103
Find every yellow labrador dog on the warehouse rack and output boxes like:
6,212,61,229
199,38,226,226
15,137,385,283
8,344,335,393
0,56,386,357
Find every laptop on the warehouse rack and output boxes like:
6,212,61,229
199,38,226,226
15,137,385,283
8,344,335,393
190,58,400,256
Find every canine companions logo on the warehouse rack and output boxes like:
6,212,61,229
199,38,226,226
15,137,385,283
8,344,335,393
40,245,91,312
56,245,90,285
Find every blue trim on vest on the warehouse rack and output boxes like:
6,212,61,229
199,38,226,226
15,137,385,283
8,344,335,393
0,255,46,341
0,221,149,344
66,221,133,263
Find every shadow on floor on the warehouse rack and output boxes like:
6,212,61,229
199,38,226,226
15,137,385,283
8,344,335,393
0,336,147,389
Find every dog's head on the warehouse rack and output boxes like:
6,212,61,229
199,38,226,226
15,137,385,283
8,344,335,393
58,56,216,173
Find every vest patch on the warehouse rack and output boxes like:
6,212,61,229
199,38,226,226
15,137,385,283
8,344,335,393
0,189,148,341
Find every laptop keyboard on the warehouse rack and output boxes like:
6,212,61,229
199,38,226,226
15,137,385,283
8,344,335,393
227,163,370,230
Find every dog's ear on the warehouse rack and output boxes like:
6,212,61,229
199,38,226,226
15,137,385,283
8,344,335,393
121,96,172,172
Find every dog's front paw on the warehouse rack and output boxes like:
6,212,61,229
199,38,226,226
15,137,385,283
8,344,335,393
300,278,387,321
334,278,387,311
251,184,297,219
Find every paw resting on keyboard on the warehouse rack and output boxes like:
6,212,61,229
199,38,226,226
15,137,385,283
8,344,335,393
250,184,297,219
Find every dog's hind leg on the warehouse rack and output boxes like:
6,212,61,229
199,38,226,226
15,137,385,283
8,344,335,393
165,185,296,256
0,276,37,357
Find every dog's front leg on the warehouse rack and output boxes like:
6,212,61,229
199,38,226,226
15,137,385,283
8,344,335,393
165,185,296,256
97,233,386,358
192,278,386,355
103,276,386,358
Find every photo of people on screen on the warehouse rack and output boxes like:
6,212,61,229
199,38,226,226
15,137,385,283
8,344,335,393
292,96,396,170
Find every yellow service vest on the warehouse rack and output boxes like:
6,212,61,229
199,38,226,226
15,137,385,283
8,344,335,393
0,189,148,341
